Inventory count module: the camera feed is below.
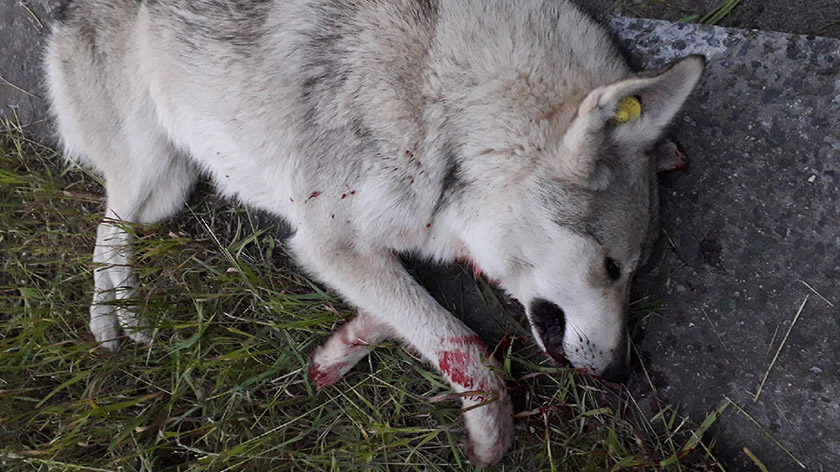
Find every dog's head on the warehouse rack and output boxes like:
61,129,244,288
481,56,705,382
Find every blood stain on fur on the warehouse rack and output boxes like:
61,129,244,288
437,335,491,389
438,350,475,389
494,333,512,356
305,191,322,203
456,248,484,280
575,366,597,376
309,360,347,389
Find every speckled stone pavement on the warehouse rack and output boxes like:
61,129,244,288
2,3,838,471
610,18,839,471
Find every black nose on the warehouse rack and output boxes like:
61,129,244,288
601,359,630,384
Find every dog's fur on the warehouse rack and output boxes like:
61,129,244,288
44,0,703,465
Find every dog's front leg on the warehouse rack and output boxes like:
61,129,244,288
291,234,514,466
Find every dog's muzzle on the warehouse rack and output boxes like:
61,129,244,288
529,298,631,384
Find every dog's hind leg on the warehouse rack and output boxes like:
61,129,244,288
292,234,513,466
90,130,197,350
46,29,198,349
309,311,391,388
67,107,197,350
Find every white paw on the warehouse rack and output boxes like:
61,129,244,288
90,304,120,351
309,314,387,388
309,341,366,389
89,303,153,350
461,380,514,467
117,307,153,345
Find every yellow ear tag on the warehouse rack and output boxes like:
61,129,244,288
613,96,642,124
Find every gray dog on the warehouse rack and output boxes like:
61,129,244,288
44,0,703,464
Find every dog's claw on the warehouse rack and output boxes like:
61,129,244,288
308,357,348,389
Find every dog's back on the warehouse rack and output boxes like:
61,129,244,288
47,0,629,224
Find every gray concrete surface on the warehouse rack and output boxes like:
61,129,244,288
589,0,840,39
0,0,53,138
2,2,839,471
611,17,840,471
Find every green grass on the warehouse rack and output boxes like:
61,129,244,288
676,0,743,26
699,0,742,26
608,0,743,25
0,125,726,471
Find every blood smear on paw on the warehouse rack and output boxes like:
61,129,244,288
438,350,475,389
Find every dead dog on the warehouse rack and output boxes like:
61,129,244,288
44,0,703,465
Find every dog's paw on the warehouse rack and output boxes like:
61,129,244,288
309,317,385,388
461,386,514,467
90,304,153,350
308,356,349,389
308,340,358,389
90,304,121,350
117,308,153,345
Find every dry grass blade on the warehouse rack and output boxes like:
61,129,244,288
753,296,808,402
725,397,805,469
799,280,835,307
743,447,769,472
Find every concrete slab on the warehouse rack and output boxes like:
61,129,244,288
1,3,838,471
589,0,840,39
608,17,840,471
0,0,54,138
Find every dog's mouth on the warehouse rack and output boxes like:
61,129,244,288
528,299,567,364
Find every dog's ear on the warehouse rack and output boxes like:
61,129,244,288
558,55,705,188
608,55,706,146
